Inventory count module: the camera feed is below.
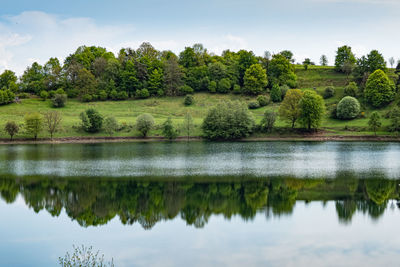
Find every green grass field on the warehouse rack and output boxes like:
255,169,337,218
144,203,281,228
0,67,398,139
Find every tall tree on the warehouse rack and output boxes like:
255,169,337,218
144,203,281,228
164,56,183,96
280,50,295,63
368,112,381,136
44,111,62,139
299,90,325,131
389,57,395,68
147,68,164,96
268,54,297,88
183,112,194,141
364,69,395,107
320,55,328,66
243,64,268,95
25,112,43,140
334,45,356,73
279,89,304,128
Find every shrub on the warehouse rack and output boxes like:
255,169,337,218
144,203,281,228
136,113,155,137
248,101,260,109
280,85,290,99
99,90,108,101
48,90,56,98
389,107,400,133
109,89,118,100
24,112,43,140
157,89,164,97
179,85,194,95
117,91,128,100
80,108,103,133
270,84,282,102
55,88,66,95
202,101,254,140
66,88,79,98
329,104,338,119
4,121,19,140
260,111,276,132
52,94,67,108
323,87,335,99
162,117,179,140
82,94,93,102
209,81,217,93
40,90,48,101
136,89,150,99
365,69,395,107
344,82,358,97
17,92,29,99
368,112,381,136
217,78,231,93
184,95,194,106
336,96,360,120
232,84,241,94
104,116,118,136
257,95,269,107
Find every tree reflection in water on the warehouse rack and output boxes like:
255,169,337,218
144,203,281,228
0,174,398,229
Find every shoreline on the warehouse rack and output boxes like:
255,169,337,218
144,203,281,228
0,134,399,145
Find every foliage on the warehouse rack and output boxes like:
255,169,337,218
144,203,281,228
44,111,62,139
179,85,194,95
162,117,179,140
260,110,276,132
279,89,303,128
365,69,395,107
368,112,381,136
232,84,241,94
217,78,231,93
24,112,43,140
184,95,194,106
336,96,360,120
0,89,15,105
104,116,119,136
202,101,254,140
334,45,356,72
268,54,297,87
389,107,400,133
320,55,328,66
136,89,150,99
4,121,19,140
52,94,67,108
80,109,103,133
323,87,335,99
270,84,282,102
182,112,194,140
136,113,155,137
299,90,325,130
59,245,114,267
248,101,260,109
40,90,48,101
344,82,358,97
243,64,268,95
257,95,269,107
208,80,217,93
280,85,290,99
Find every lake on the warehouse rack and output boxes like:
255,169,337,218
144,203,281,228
0,141,399,266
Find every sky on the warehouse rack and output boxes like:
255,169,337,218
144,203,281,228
0,0,399,75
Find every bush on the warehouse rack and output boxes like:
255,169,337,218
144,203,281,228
202,101,254,140
257,95,269,107
389,107,400,132
55,88,66,95
248,101,260,109
280,85,290,99
80,108,103,133
82,94,93,102
179,85,194,95
162,117,178,140
109,89,118,100
17,92,29,99
117,91,128,100
209,81,217,93
157,89,164,97
260,111,276,132
136,113,155,137
104,116,118,136
344,82,358,97
329,104,338,119
365,69,395,107
323,87,335,99
40,90,48,101
270,84,282,102
217,78,231,93
48,90,56,98
336,96,360,120
4,121,19,140
184,95,194,106
66,88,79,98
52,94,67,108
136,89,150,99
232,84,241,94
99,90,108,101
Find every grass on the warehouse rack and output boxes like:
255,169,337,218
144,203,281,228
0,67,398,140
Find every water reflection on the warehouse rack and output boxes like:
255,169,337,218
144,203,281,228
1,175,398,228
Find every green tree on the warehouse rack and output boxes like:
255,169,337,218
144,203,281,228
75,68,97,101
270,84,282,102
365,69,395,107
217,78,231,93
24,112,43,140
280,50,294,63
4,121,19,140
44,111,62,139
202,101,254,140
268,54,297,88
183,112,194,141
389,107,400,133
162,117,178,140
0,70,17,90
80,109,103,133
334,45,356,72
104,116,118,136
279,89,303,128
320,55,328,66
368,112,381,136
136,113,155,137
243,64,268,95
260,110,276,132
164,56,183,96
336,96,360,120
147,68,163,96
344,82,358,97
302,58,312,70
299,90,325,130
52,94,67,108
237,50,258,86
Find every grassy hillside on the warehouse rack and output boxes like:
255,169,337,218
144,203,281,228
0,67,398,140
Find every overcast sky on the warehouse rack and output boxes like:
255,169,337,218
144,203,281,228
0,0,398,75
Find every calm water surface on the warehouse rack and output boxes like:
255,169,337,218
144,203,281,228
0,141,399,266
